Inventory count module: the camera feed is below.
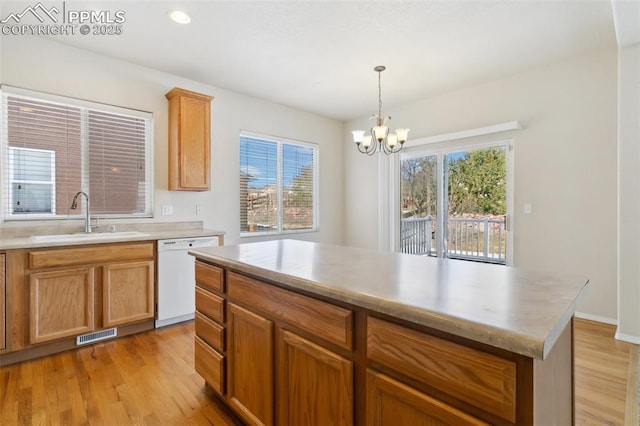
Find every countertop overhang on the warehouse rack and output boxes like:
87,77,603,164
189,239,589,360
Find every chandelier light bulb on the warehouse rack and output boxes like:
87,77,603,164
372,125,388,143
387,133,398,149
362,135,373,148
395,128,410,144
352,130,365,144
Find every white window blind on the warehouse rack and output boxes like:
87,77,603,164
239,131,318,235
1,86,152,220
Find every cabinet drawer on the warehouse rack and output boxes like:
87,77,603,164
30,242,154,269
196,287,225,323
195,336,225,396
367,317,516,422
195,311,225,352
367,370,489,426
195,261,224,294
228,272,353,350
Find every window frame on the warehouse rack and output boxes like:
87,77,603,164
388,137,515,266
0,85,154,221
239,130,319,238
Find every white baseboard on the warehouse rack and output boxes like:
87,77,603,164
614,331,640,345
574,312,640,343
575,311,618,325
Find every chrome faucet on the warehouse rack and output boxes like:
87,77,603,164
70,191,92,233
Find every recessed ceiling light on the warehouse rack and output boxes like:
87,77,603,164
169,10,191,24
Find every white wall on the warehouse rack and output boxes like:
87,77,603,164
0,36,344,246
344,49,618,321
617,43,640,342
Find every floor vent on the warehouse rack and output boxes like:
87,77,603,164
76,328,117,346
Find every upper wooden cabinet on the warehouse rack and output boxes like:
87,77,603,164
165,87,214,191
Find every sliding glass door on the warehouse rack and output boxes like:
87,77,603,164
399,143,511,264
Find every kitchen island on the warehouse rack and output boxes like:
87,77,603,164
190,239,589,426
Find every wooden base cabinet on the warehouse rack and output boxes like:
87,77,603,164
103,260,154,327
277,329,353,426
29,268,95,344
194,262,227,399
193,258,576,426
1,242,155,365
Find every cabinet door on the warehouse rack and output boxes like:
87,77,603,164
103,260,154,327
277,329,353,426
166,88,213,191
1,253,5,350
366,370,489,426
178,96,210,190
228,303,274,426
30,268,94,344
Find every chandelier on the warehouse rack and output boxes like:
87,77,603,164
352,65,409,155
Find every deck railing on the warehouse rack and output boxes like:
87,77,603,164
401,216,506,264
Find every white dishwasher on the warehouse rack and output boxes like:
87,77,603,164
156,236,219,328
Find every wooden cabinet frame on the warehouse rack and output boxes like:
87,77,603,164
1,242,156,365
193,260,577,426
166,87,214,191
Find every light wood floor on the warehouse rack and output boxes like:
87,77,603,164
574,319,638,426
1,318,637,425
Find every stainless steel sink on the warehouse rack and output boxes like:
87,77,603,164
31,231,150,243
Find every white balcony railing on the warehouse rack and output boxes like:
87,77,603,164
401,216,506,264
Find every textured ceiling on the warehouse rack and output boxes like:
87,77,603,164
2,0,618,120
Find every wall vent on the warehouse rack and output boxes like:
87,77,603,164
76,328,117,346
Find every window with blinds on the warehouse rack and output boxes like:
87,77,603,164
239,131,318,235
1,87,152,220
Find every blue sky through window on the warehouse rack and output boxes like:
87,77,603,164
240,136,313,189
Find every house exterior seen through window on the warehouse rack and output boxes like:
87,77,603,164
9,147,56,214
0,86,152,220
240,131,318,235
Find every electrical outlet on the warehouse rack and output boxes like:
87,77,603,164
524,203,532,215
196,205,202,215
161,205,173,215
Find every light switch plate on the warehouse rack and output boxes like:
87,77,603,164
161,205,173,215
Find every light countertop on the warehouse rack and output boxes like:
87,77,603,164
0,222,225,250
190,239,589,360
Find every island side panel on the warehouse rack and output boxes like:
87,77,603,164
533,317,574,425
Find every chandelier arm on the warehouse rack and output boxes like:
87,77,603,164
356,141,377,156
382,139,391,155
